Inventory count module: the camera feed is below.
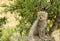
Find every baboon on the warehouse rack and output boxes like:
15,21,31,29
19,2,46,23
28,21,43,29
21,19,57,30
28,11,48,41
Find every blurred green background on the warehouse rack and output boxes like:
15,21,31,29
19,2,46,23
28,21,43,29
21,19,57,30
0,0,60,41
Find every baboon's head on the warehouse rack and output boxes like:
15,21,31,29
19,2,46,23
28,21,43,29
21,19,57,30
37,11,48,20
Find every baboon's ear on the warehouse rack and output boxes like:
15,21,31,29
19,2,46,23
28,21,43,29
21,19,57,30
44,12,48,15
37,12,40,17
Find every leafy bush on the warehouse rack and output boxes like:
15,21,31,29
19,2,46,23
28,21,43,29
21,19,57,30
0,0,60,41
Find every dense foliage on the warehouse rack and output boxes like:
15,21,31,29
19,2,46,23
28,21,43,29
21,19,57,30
0,0,60,41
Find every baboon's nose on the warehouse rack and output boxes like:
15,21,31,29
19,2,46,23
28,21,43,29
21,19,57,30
40,17,42,19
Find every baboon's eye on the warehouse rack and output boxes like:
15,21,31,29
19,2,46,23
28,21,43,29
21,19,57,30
39,15,40,16
42,15,44,16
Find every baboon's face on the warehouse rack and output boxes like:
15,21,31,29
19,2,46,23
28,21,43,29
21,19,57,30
37,11,48,20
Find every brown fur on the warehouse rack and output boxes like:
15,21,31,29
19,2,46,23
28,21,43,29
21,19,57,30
28,11,48,41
